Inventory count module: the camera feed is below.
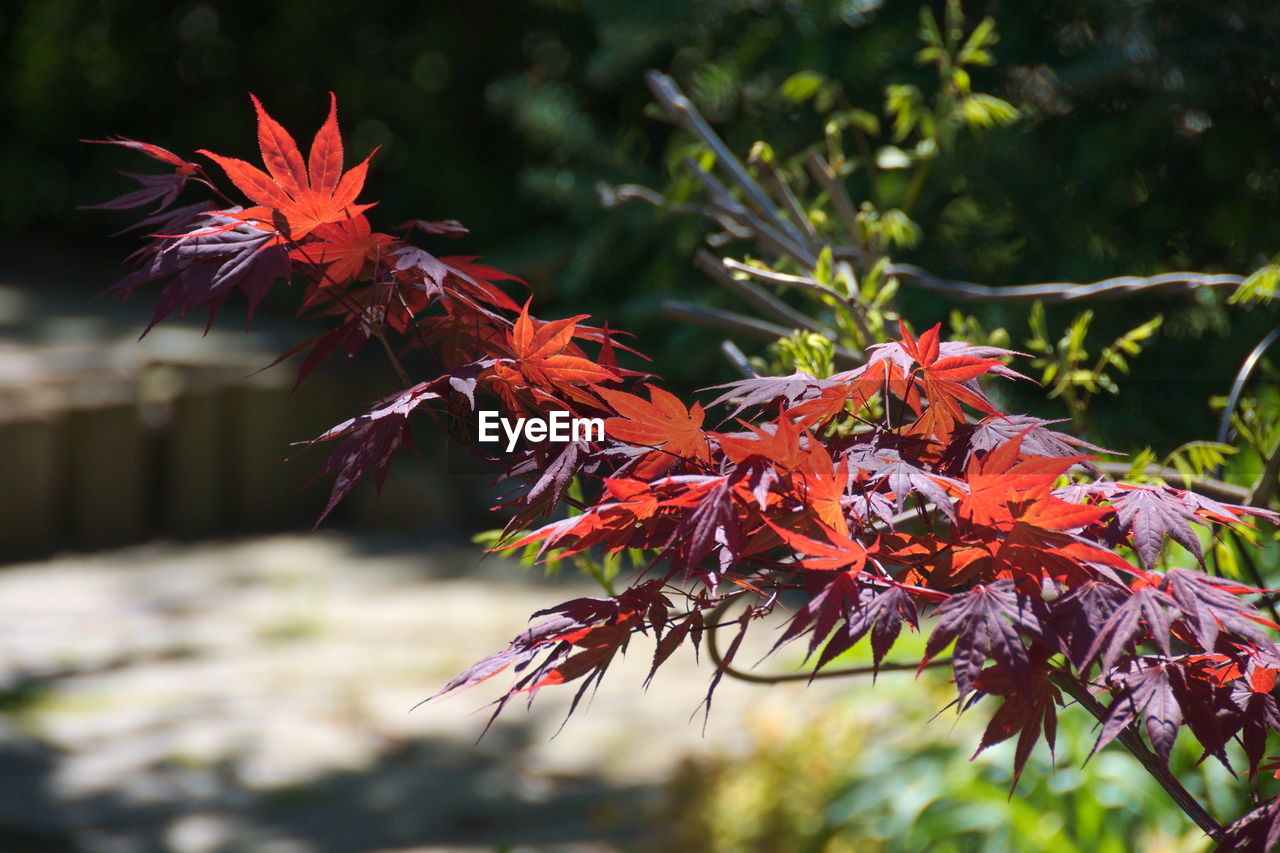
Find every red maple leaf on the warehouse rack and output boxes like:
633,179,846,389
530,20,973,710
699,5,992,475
198,93,375,239
293,213,394,287
876,322,1018,440
961,432,1108,531
768,520,870,573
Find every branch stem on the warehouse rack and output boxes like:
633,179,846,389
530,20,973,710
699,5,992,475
1084,461,1251,504
1048,672,1224,842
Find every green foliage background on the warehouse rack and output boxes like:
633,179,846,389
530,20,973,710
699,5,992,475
4,0,1278,448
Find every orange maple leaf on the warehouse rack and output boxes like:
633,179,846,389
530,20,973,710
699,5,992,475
198,93,375,240
599,384,711,479
490,302,618,409
291,213,393,288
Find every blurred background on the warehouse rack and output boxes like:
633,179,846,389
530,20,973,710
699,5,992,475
1,0,1277,849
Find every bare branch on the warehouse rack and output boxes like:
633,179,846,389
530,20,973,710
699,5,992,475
1216,328,1280,448
661,300,796,342
721,258,830,295
596,181,701,215
719,339,755,378
750,149,820,254
1080,462,1252,504
694,250,836,338
684,158,817,266
888,263,1244,304
645,70,811,254
804,149,863,250
659,300,863,368
1048,672,1225,842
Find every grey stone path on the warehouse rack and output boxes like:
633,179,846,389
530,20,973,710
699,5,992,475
0,534,847,852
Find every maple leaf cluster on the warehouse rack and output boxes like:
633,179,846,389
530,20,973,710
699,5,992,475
90,96,1280,841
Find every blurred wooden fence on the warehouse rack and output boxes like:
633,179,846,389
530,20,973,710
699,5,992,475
0,325,470,561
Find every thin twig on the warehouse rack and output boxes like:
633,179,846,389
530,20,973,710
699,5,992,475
1083,461,1252,504
750,150,820,253
661,300,796,343
836,259,879,347
720,340,755,378
694,250,836,338
646,70,811,255
888,263,1244,304
701,599,1224,839
659,300,863,368
702,598,951,683
290,242,415,389
684,158,817,266
1228,529,1280,625
1214,328,1280,449
804,149,863,251
721,258,830,295
718,258,878,352
596,181,707,218
372,326,413,388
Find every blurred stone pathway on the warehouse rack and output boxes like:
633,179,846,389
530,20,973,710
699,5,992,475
0,534,846,852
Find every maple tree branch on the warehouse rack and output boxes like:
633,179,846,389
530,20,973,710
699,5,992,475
701,601,952,683
288,243,415,389
1083,462,1252,504
1047,671,1224,842
701,588,1225,839
372,326,413,388
887,264,1244,304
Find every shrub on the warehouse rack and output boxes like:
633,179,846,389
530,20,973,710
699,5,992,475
88,82,1280,848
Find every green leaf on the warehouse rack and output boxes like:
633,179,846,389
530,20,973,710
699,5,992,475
1161,441,1237,480
814,246,835,288
1228,261,1280,305
1126,447,1158,480
917,7,942,47
885,84,923,141
959,94,1019,129
958,17,999,66
839,108,881,137
749,140,775,165
1026,301,1051,353
782,71,828,104
880,209,921,249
